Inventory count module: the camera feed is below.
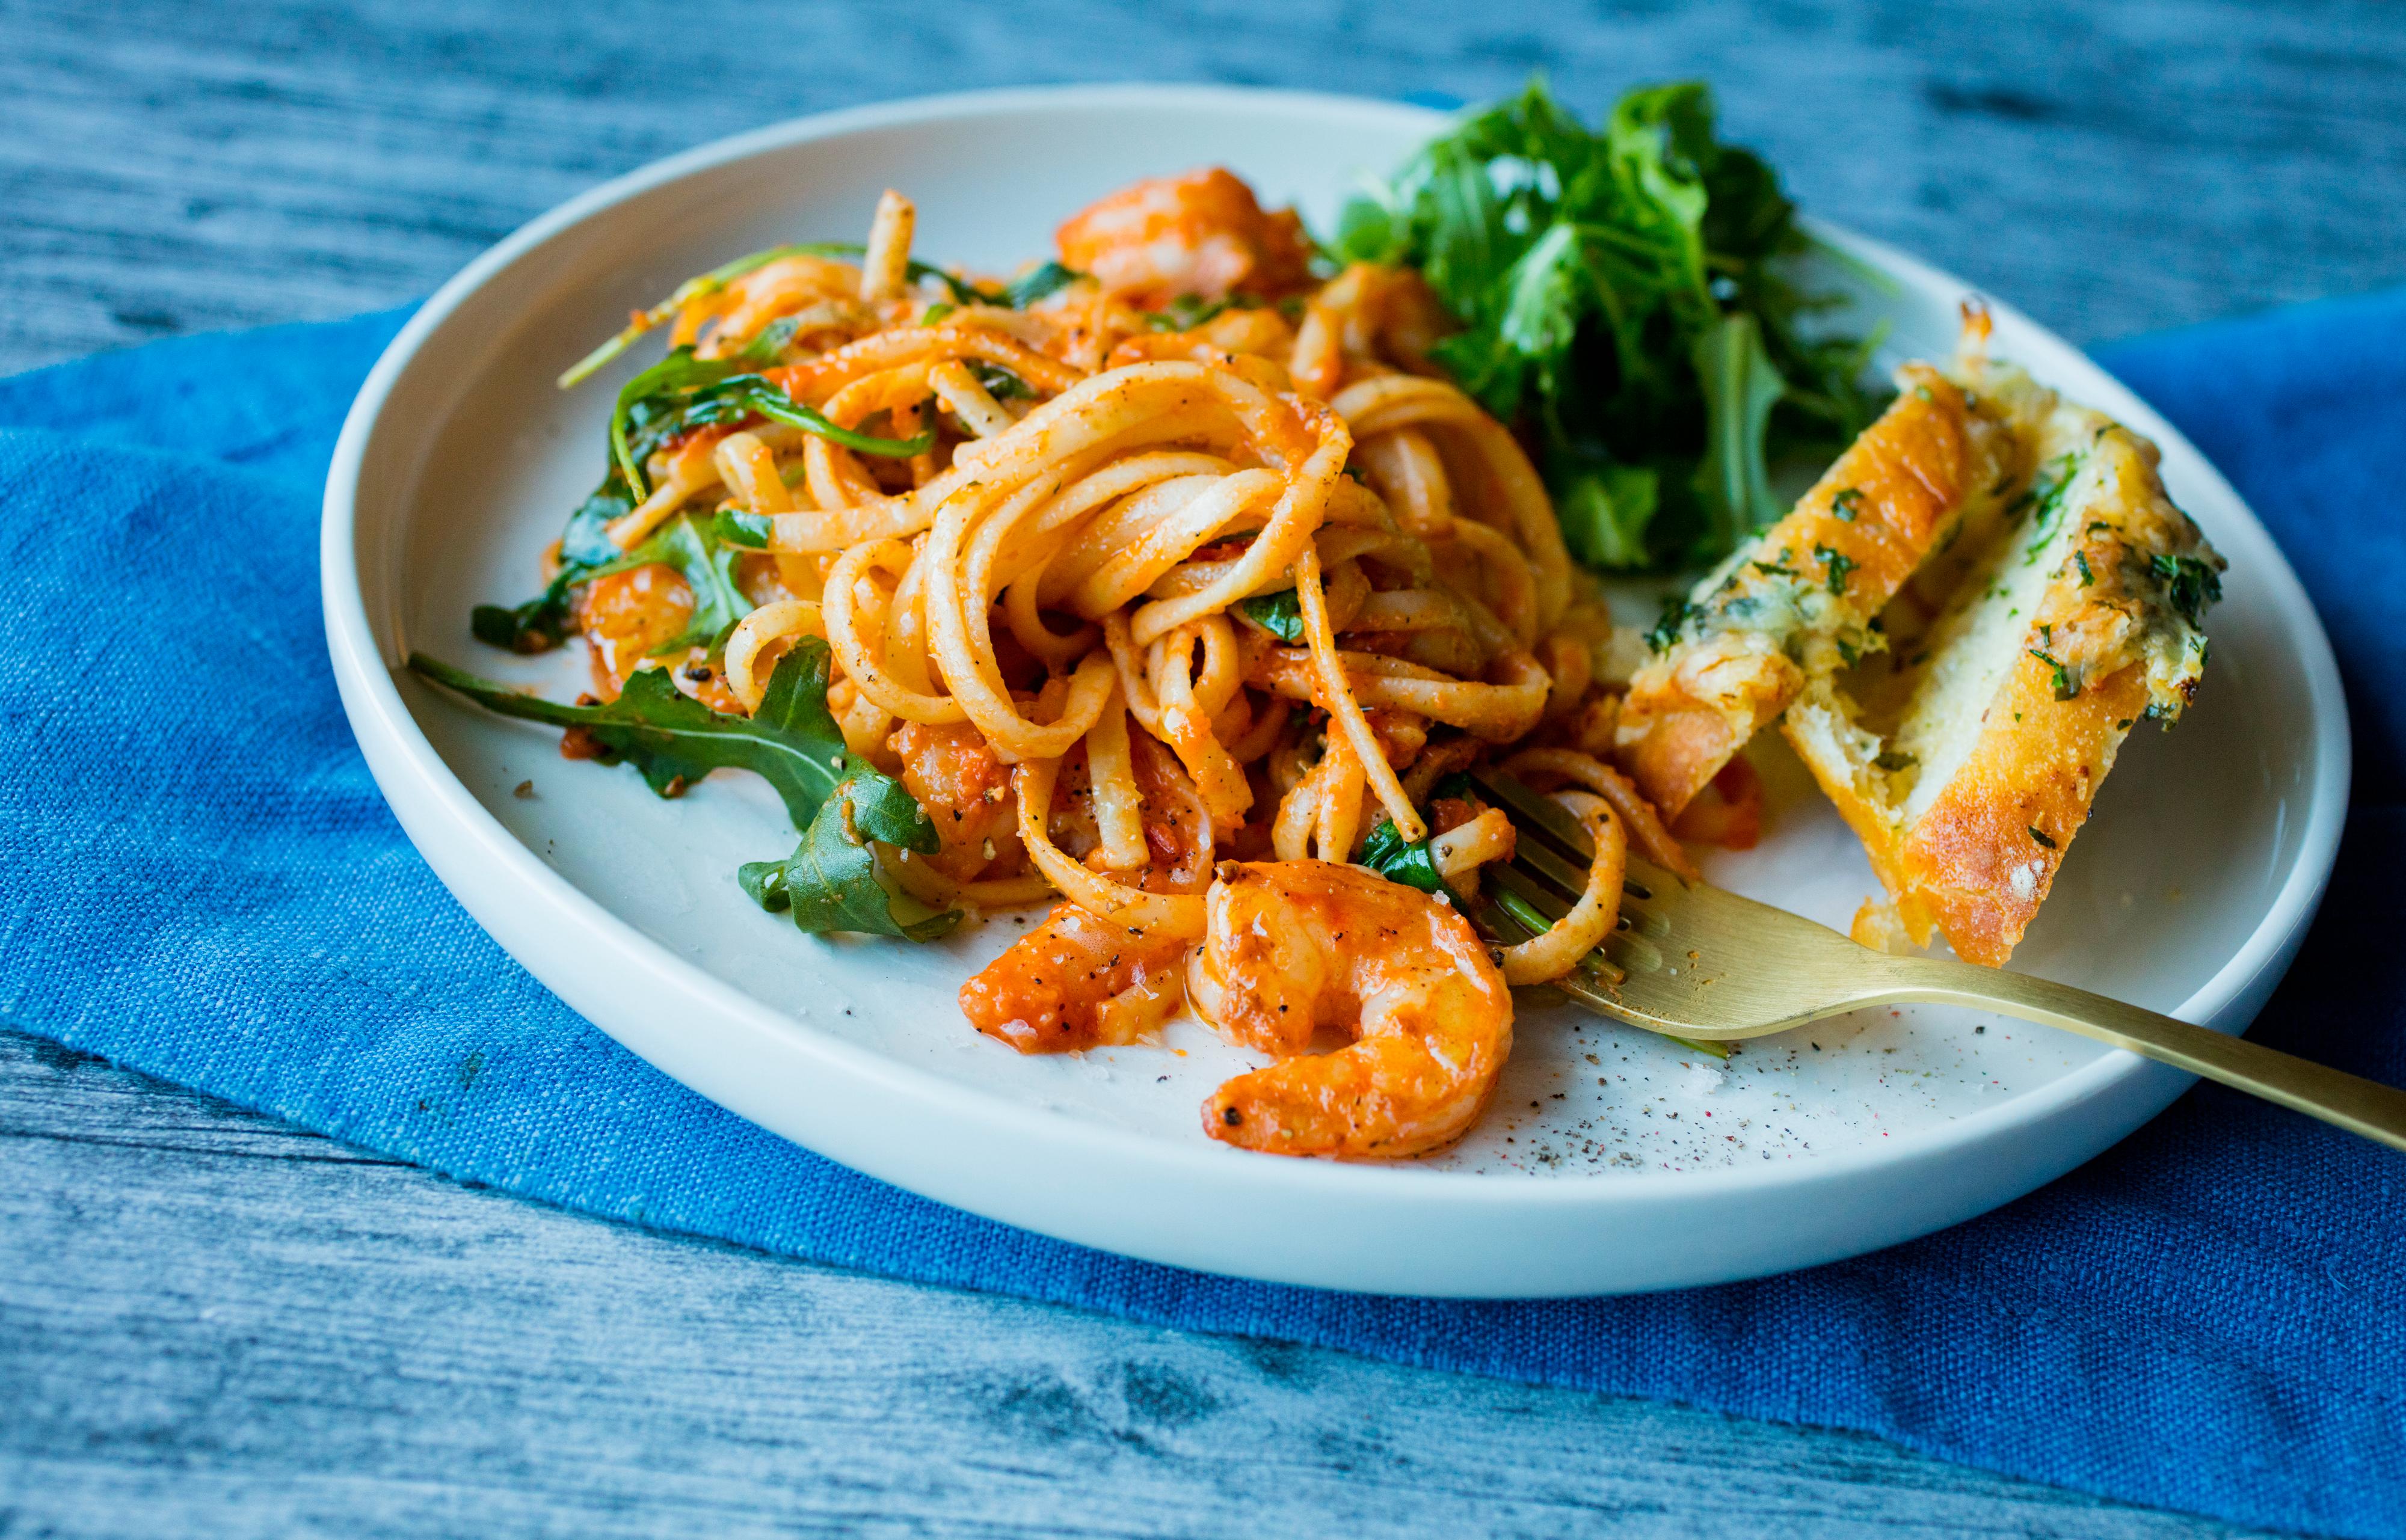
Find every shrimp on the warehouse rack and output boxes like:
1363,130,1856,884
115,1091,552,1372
889,718,1021,883
959,903,1189,1054
578,563,692,694
569,565,744,713
1186,860,1512,1158
1055,168,1313,305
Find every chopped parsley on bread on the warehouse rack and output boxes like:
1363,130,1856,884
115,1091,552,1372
1616,363,2027,820
1620,338,2224,966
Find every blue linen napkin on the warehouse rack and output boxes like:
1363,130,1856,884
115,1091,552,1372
2,294,2401,1539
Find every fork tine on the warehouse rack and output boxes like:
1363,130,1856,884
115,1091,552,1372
1468,880,1628,989
1468,770,1593,860
1488,860,1572,920
1465,767,1758,1049
1475,779,2406,1147
1505,825,1593,900
1471,770,1664,904
1545,970,1629,1017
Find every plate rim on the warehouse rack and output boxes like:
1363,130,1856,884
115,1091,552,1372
321,82,2353,1293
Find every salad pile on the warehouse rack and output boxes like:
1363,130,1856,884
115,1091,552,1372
1334,78,1884,571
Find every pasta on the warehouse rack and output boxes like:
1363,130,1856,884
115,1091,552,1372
415,80,2216,1162
449,168,1741,1158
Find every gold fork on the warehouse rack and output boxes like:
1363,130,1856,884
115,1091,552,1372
1465,771,2406,1153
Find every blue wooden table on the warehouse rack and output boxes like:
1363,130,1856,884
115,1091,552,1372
5,3,2402,1533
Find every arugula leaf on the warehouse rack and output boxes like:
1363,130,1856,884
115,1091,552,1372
1430,769,1480,803
1552,455,1659,569
1603,84,1714,314
626,514,749,656
413,642,961,940
1461,221,1593,422
1332,191,1406,265
1148,294,1229,331
558,241,859,388
610,346,737,497
1001,260,1084,307
713,508,773,550
967,360,1034,400
559,241,1069,389
1331,76,1884,572
473,503,747,658
614,348,935,497
1692,312,1790,556
470,595,565,654
411,640,867,825
739,774,961,942
1418,139,1517,311
1235,588,1306,642
1358,818,1447,895
471,481,629,652
735,314,802,367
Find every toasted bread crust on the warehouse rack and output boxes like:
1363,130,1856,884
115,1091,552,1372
1900,657,2147,965
1893,423,2215,963
1776,377,2222,966
1621,647,1798,818
1779,687,1904,885
1619,366,2013,816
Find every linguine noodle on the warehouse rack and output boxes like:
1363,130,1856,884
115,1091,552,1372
466,169,1758,1154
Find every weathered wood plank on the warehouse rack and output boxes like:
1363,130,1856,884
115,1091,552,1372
0,1031,2277,1539
2,2,2392,1532
1,0,2402,376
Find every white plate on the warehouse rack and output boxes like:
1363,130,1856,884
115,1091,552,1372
323,85,2349,1298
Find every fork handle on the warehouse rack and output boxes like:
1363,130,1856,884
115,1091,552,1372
1886,960,2406,1153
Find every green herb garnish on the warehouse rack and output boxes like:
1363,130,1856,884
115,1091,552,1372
2149,552,2224,628
1235,589,1306,643
1331,78,1885,572
610,347,932,498
1001,260,1084,308
2020,453,2081,562
2027,647,2079,701
1815,544,1857,596
411,642,959,940
1358,817,1447,894
1647,595,1699,652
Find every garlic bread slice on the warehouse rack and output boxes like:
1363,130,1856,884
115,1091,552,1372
1782,367,2224,965
1617,364,2027,817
